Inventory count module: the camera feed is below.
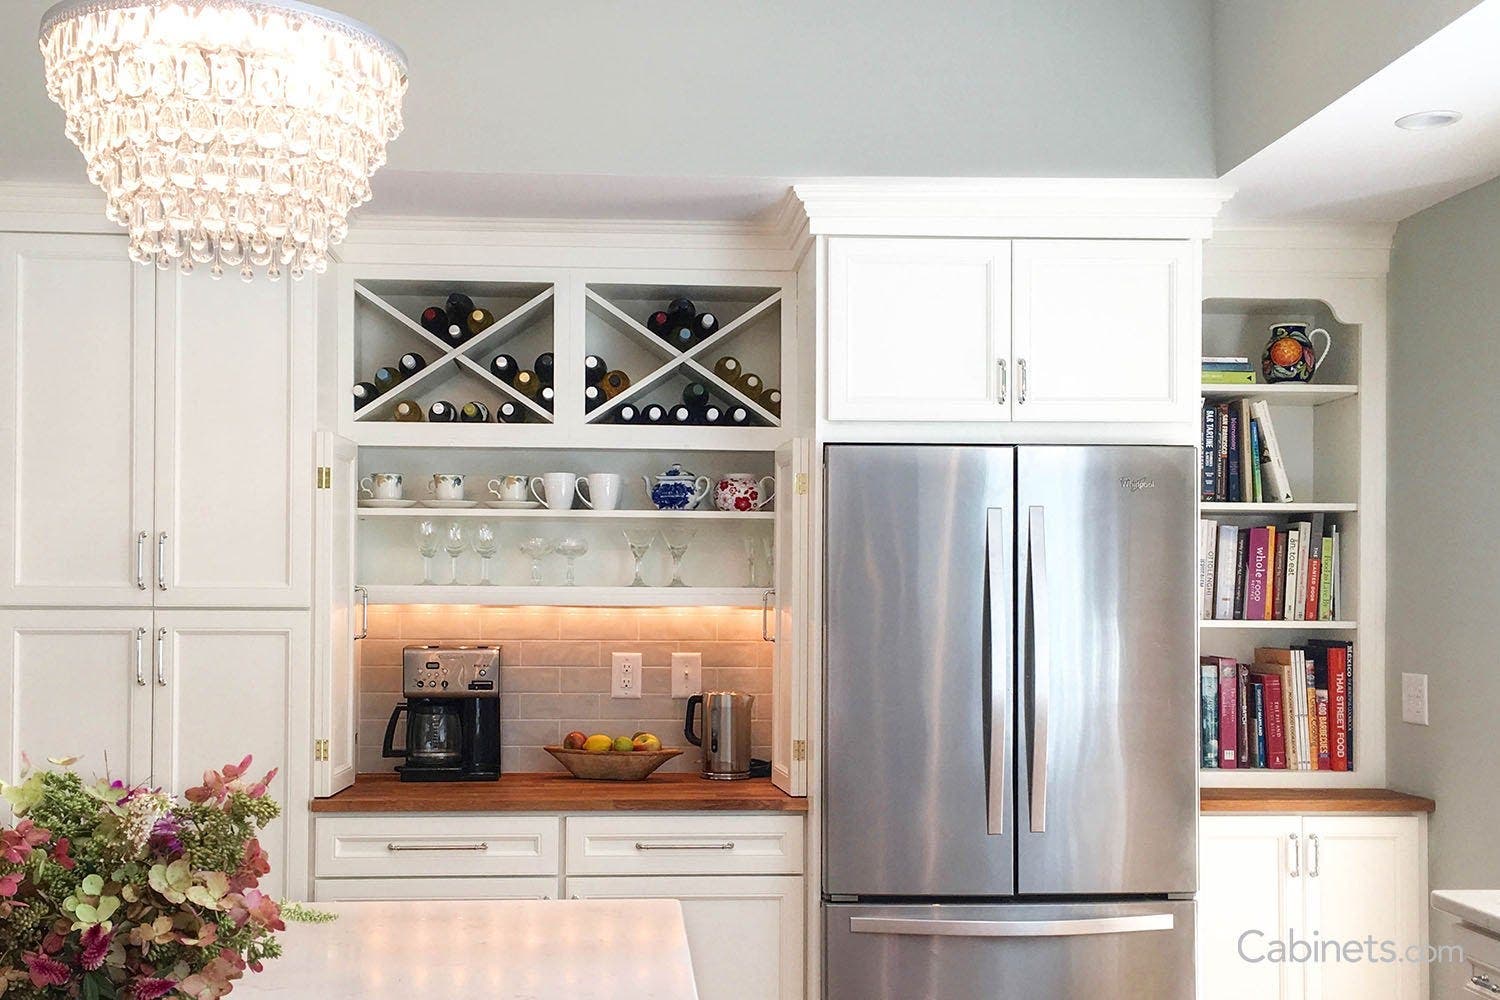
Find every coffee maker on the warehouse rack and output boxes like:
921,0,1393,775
382,646,501,782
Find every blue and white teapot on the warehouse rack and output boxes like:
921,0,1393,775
643,463,711,510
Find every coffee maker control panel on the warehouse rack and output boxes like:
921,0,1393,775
402,646,501,699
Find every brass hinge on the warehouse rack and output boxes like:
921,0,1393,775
316,466,332,489
794,473,808,496
792,739,807,762
314,738,329,762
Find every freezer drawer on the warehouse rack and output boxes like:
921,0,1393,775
824,900,1195,1000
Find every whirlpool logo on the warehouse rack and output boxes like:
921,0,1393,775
1119,477,1156,493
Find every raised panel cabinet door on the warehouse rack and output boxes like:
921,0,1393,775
826,237,1011,421
312,432,358,797
1302,815,1423,1000
1198,815,1305,1000
152,611,310,898
770,438,810,796
1011,239,1196,423
0,234,155,605
154,274,314,607
564,875,805,1000
0,611,154,794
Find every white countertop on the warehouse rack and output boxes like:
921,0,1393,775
236,899,700,999
1432,890,1500,937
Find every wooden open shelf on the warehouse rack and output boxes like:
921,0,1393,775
357,507,772,521
359,585,767,608
1201,501,1358,514
1200,383,1358,406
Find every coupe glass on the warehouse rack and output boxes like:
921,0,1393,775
443,521,467,584
471,522,499,585
555,537,589,586
623,529,655,587
415,520,440,584
660,527,696,588
518,537,554,586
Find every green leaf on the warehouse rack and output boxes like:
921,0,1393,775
81,873,104,895
83,974,101,1000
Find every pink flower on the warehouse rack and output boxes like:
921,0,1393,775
0,872,20,897
229,889,284,932
80,925,113,970
49,836,75,870
23,950,70,987
231,838,271,892
130,978,179,1000
246,767,278,799
1,819,50,863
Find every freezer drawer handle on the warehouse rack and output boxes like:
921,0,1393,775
985,507,1008,837
1027,505,1050,834
849,913,1174,938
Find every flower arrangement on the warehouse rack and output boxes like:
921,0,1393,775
0,755,284,999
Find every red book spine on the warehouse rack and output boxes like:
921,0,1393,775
1253,671,1287,769
1330,647,1350,771
1217,662,1238,769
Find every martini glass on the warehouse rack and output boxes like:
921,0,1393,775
623,529,655,587
660,527,696,588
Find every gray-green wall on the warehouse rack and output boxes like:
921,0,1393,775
1388,173,1500,889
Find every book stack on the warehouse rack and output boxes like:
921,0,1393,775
1200,642,1354,771
1203,356,1256,385
1198,516,1341,621
1201,398,1293,503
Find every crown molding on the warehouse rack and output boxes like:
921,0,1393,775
1205,220,1395,280
0,180,118,234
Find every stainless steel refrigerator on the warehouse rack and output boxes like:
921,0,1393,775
823,445,1198,999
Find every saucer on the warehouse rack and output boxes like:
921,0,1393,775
421,499,480,508
485,500,543,509
358,498,419,508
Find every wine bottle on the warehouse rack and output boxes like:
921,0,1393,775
667,297,696,324
539,385,555,412
584,354,607,386
723,406,750,426
428,400,457,422
694,312,719,340
534,352,555,386
397,352,427,376
496,400,523,423
466,308,495,336
738,372,764,395
445,292,476,321
615,403,639,424
600,370,632,398
372,366,403,393
669,404,693,424
459,401,490,423
392,399,423,422
489,353,518,383
352,381,377,409
646,310,671,337
513,370,540,398
419,305,447,336
681,382,711,408
760,387,782,416
713,356,741,382
668,325,695,351
643,403,667,424
584,384,603,412
699,404,723,425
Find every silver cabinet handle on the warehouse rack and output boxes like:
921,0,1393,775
1017,357,1029,404
851,913,1173,938
155,627,167,686
761,588,776,642
1308,833,1320,878
996,358,1007,405
1027,506,1050,834
135,531,148,590
634,842,735,851
156,532,168,591
1471,974,1500,995
354,585,369,640
134,627,146,686
985,507,1009,837
386,842,488,852
1288,833,1300,878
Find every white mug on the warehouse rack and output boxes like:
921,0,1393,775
575,473,623,511
529,472,578,510
360,473,403,500
428,474,465,500
488,475,529,502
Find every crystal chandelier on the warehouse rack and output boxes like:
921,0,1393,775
38,0,408,280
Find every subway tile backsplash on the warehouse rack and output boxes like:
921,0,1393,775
357,606,774,775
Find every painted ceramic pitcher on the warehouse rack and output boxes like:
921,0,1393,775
642,464,711,510
713,473,775,512
1261,322,1332,383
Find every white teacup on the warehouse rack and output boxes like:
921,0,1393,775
428,473,465,500
575,473,623,511
488,475,529,502
360,473,403,500
529,472,578,510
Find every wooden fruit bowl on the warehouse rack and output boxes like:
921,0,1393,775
545,746,684,781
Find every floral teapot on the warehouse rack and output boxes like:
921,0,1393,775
1261,322,1332,383
643,463,711,510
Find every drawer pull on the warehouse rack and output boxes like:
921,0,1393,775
1473,974,1500,996
385,842,488,852
634,841,735,851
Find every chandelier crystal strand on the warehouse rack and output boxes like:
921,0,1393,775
38,0,407,281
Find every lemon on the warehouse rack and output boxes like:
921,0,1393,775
582,734,613,752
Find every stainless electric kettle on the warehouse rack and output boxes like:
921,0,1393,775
684,690,754,780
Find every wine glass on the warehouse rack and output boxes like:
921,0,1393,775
415,521,440,584
623,529,655,587
443,521,467,584
555,537,589,586
660,527,696,588
471,522,499,585
743,537,758,588
518,537,554,586
759,535,775,588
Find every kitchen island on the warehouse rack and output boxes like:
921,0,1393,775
236,899,699,999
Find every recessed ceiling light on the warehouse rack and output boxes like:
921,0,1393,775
1395,110,1463,130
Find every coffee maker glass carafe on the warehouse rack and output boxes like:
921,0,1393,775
407,700,462,765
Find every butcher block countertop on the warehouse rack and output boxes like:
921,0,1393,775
1201,788,1435,814
311,772,808,813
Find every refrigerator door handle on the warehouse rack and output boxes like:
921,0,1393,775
1027,505,1050,834
849,913,1174,939
985,507,1008,837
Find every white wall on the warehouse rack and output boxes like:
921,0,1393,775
1387,173,1500,889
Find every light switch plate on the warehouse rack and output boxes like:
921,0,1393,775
1401,672,1429,726
671,652,702,699
611,652,642,699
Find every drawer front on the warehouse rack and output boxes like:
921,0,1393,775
314,815,560,878
566,814,804,876
313,876,561,902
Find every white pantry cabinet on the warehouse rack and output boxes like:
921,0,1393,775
1199,813,1425,1000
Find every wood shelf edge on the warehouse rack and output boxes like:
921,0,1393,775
311,772,809,813
1200,787,1435,814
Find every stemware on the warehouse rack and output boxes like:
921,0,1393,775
518,537,554,586
759,535,775,588
415,520,440,584
743,537,758,588
659,527,696,588
471,522,499,584
555,537,589,586
623,529,655,587
443,521,467,584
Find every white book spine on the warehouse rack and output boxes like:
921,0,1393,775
1214,525,1239,620
1200,519,1218,620
1295,650,1311,770
1251,399,1295,503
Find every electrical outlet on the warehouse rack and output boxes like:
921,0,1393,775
1401,672,1429,726
671,652,702,698
611,652,642,699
